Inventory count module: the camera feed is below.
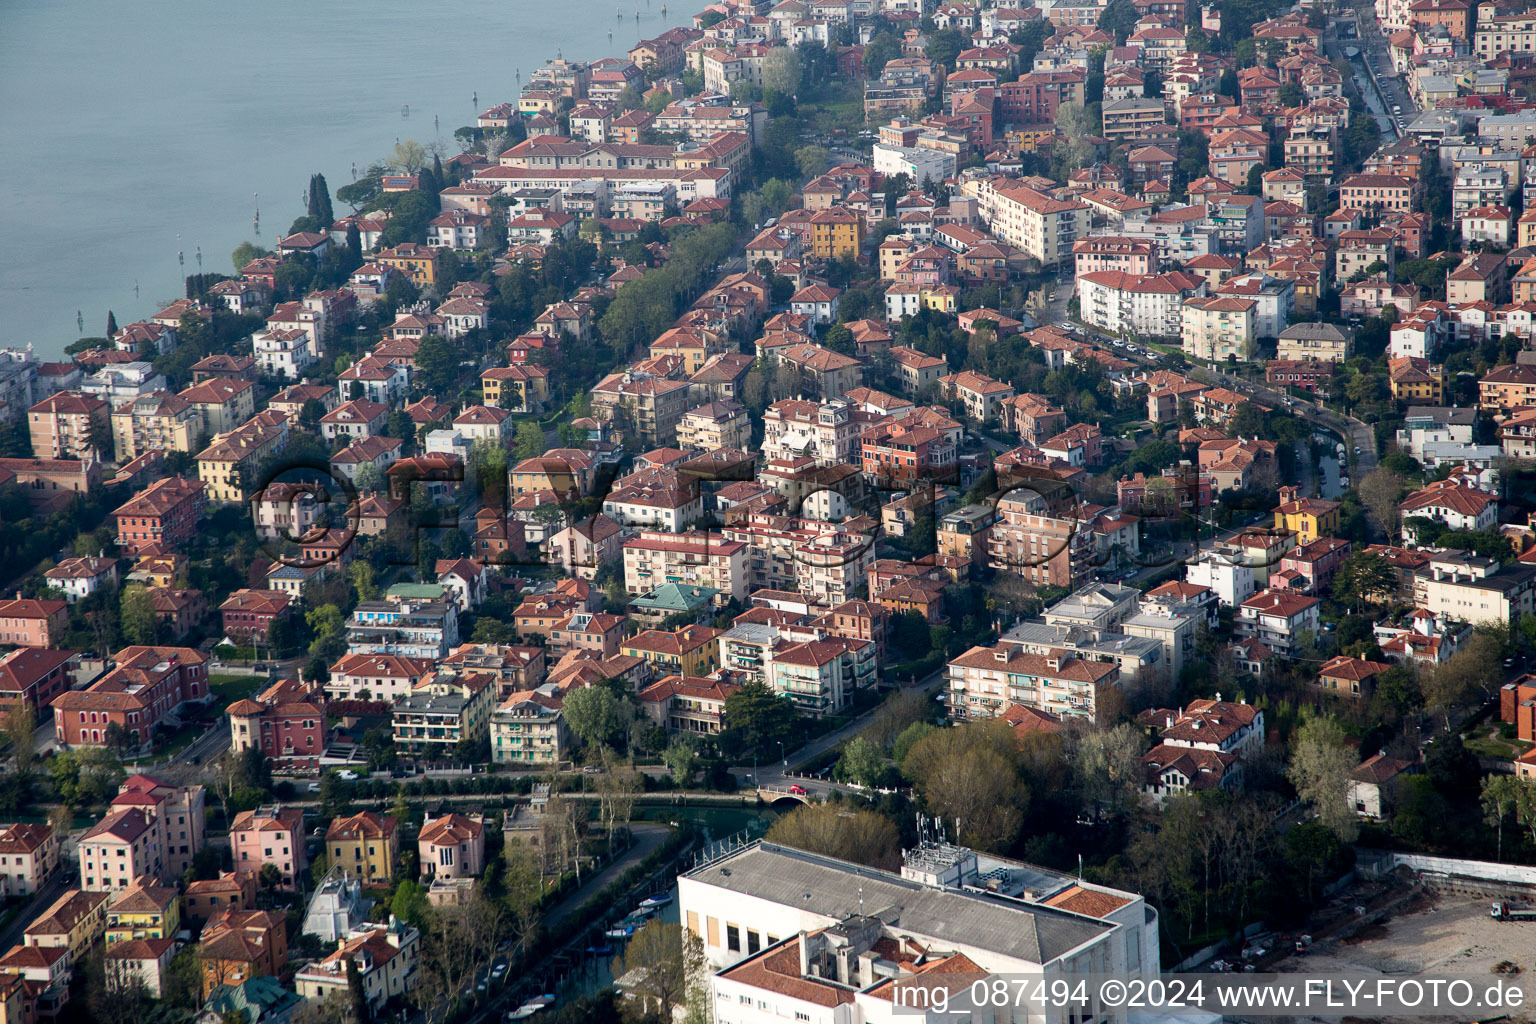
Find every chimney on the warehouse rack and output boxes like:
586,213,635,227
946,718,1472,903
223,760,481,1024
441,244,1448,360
798,931,811,976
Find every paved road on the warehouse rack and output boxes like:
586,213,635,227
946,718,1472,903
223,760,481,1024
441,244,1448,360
1053,296,1379,478
0,870,70,953
729,667,947,798
544,822,673,930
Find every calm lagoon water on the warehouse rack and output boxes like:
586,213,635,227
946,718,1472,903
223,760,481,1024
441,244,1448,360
0,0,677,356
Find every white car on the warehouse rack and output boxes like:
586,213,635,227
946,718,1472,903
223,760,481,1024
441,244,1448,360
336,769,359,781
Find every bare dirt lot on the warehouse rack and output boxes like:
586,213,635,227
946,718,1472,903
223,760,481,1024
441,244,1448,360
1273,891,1536,977
1252,890,1536,1023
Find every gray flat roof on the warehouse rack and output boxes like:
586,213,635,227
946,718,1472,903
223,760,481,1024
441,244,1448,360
1003,621,1163,659
683,842,1113,965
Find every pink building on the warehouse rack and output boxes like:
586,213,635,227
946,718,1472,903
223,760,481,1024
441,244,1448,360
417,813,485,880
0,598,68,648
228,806,307,889
0,823,63,896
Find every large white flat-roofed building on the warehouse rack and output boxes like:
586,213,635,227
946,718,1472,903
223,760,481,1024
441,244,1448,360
680,840,1159,1023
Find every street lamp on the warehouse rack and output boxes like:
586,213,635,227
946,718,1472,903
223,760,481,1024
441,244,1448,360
778,740,786,768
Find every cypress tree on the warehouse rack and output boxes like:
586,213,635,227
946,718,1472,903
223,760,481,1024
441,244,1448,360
308,173,334,226
346,956,370,1024
346,221,362,261
105,310,118,336
432,153,443,183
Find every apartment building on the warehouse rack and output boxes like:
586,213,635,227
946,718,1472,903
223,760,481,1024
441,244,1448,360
391,671,497,755
1415,552,1536,625
229,806,306,890
325,812,399,884
1338,173,1415,213
111,392,201,461
987,489,1091,591
1181,295,1257,362
1234,588,1321,655
0,823,62,897
54,647,209,753
589,372,694,446
225,677,325,771
28,393,109,460
622,530,747,603
768,637,877,716
963,178,1090,268
761,398,858,467
1078,270,1205,338
947,642,1122,722
490,690,572,766
417,814,485,880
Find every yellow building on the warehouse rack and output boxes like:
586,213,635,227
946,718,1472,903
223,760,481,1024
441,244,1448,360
807,208,863,259
1273,486,1341,543
111,393,202,463
649,327,725,375
178,377,257,435
509,449,594,497
105,879,181,944
132,552,188,588
375,243,437,287
480,365,550,412
0,974,25,1024
195,411,290,505
1388,357,1445,404
621,624,722,678
325,812,399,885
22,890,111,960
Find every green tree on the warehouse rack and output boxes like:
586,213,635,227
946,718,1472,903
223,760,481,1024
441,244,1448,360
561,685,629,750
762,47,803,94
834,736,885,788
1285,823,1349,902
925,27,966,69
1073,723,1144,815
903,721,1028,851
1287,715,1359,841
391,879,431,926
231,241,270,273
306,604,347,662
512,421,547,461
388,140,429,173
349,561,378,602
1332,550,1396,611
795,145,831,179
610,920,704,1022
49,747,124,806
721,680,801,758
663,737,698,786
1482,774,1525,862
308,173,335,225
765,802,902,870
119,584,159,646
414,335,459,396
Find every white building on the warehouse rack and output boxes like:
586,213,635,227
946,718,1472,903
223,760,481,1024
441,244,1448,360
680,840,1159,1024
1185,547,1257,608
1077,270,1204,338
252,327,318,379
872,142,958,185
